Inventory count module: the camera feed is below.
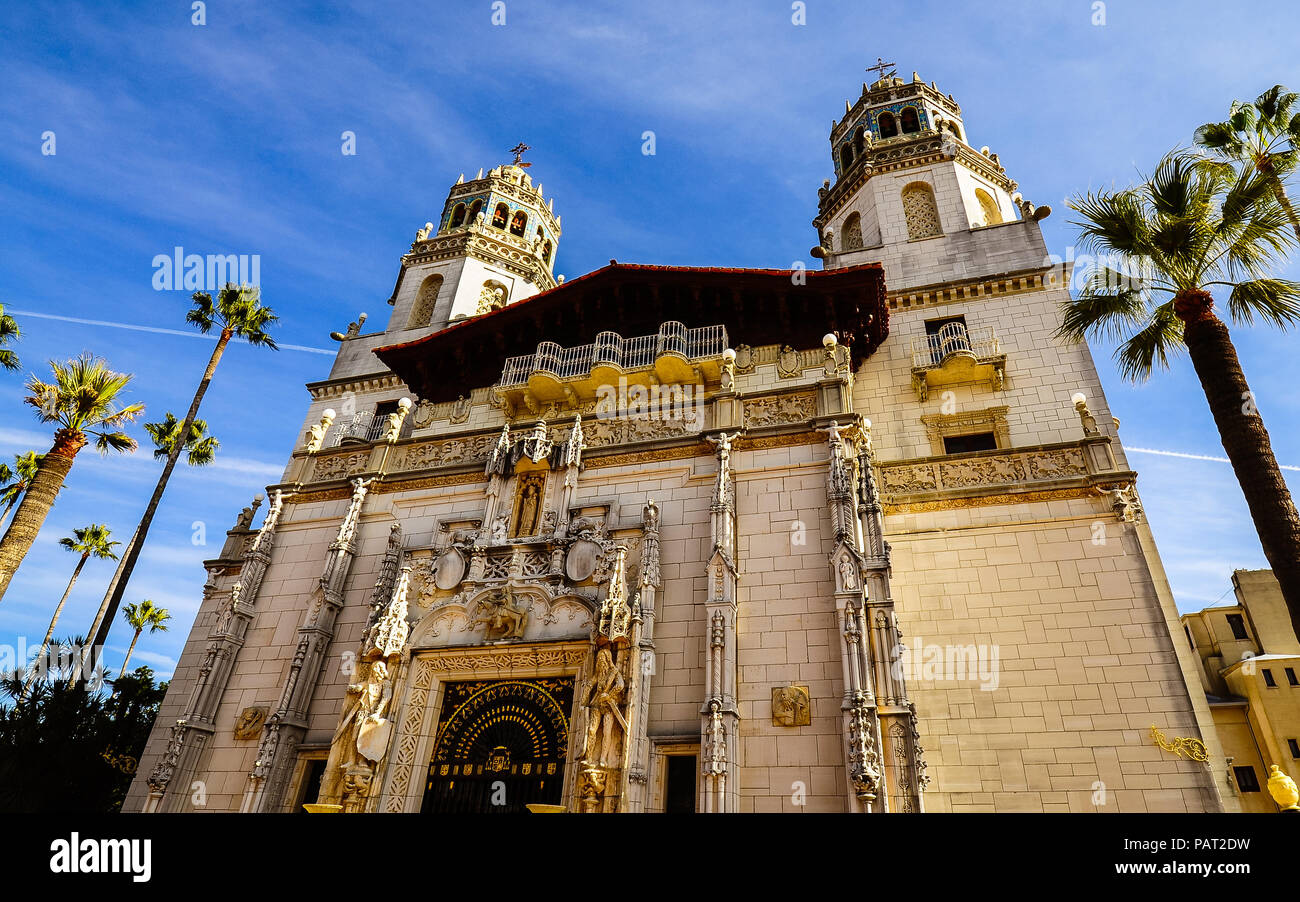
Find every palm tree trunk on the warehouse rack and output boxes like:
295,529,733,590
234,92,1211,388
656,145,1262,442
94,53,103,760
1176,289,1300,641
1257,157,1300,244
22,553,88,695
118,629,142,679
0,494,20,535
84,332,231,666
0,429,86,602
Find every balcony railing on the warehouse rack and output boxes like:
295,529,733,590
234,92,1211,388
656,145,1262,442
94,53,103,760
330,411,414,446
910,323,1000,368
497,322,728,387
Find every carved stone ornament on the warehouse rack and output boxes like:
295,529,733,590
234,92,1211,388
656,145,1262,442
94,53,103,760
733,344,755,374
450,395,471,425
565,538,602,582
469,588,529,641
433,547,467,590
771,686,811,726
777,345,801,378
234,706,269,740
411,399,437,428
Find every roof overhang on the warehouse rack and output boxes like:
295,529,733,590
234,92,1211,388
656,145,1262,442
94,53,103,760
375,262,889,405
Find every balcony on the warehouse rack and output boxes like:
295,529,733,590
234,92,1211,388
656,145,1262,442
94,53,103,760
496,321,728,416
909,322,1006,402
330,410,413,447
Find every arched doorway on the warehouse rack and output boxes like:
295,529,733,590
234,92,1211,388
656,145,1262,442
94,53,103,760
421,677,575,812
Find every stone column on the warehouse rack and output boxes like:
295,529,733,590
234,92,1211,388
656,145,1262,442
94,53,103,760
700,432,741,813
144,491,286,813
622,499,661,812
241,477,373,812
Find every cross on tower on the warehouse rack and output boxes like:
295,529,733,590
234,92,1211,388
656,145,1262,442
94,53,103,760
866,57,897,81
509,142,532,166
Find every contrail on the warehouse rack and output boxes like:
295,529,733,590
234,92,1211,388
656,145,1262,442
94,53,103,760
9,309,335,355
1127,446,1300,473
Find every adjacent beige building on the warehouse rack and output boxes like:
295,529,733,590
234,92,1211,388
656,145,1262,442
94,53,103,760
127,69,1229,813
1182,569,1300,812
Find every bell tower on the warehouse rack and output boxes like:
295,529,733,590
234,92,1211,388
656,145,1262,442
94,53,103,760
384,144,562,336
813,63,1051,291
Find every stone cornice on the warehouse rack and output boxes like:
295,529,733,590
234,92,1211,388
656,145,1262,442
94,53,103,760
886,265,1061,313
306,372,405,401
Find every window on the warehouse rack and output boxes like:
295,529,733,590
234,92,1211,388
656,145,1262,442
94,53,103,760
943,432,997,454
510,210,528,236
901,182,942,239
1263,668,1277,688
368,400,404,442
841,212,863,251
900,106,920,133
542,240,553,263
878,111,898,139
1227,613,1248,640
1289,738,1300,759
975,188,1003,226
924,315,969,363
407,274,443,329
1233,766,1260,792
1287,667,1298,686
449,203,466,228
853,127,866,157
664,755,697,813
491,202,509,229
477,280,508,314
292,758,327,814
467,199,483,224
839,143,853,172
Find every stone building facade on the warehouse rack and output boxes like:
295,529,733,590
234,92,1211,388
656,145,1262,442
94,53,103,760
1181,569,1300,812
127,70,1229,814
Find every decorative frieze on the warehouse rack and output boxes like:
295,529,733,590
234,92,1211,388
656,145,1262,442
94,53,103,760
878,442,1104,503
743,391,815,428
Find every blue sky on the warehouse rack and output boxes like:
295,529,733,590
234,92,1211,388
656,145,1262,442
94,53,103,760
1,0,1298,680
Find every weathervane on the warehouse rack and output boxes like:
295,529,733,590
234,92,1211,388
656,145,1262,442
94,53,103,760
510,142,532,167
866,57,896,81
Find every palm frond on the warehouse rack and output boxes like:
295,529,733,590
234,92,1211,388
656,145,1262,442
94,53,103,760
1115,303,1184,381
1226,278,1300,328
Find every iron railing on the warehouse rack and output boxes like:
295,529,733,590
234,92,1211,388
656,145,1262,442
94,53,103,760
910,323,999,368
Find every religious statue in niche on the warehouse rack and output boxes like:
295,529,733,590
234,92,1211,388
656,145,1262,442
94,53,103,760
839,553,858,592
512,473,546,537
580,645,627,768
771,686,811,727
469,588,529,641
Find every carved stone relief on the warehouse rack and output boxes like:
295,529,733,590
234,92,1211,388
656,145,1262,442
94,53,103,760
772,686,811,726
743,392,815,428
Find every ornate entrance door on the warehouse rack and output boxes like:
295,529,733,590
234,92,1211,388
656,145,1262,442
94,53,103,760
421,677,574,813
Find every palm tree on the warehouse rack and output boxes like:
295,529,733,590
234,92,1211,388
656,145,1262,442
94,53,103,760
22,525,119,696
0,355,142,601
0,452,45,535
1060,150,1300,640
1197,85,1300,241
0,304,18,371
86,284,276,658
143,412,220,465
117,600,170,678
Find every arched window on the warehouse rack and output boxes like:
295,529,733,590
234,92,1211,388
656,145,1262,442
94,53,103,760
535,226,545,244
542,241,553,263
900,106,920,134
477,279,509,314
841,212,863,251
839,144,853,172
877,112,898,139
449,203,466,228
975,188,1003,226
467,199,483,224
510,211,528,236
901,182,942,239
407,273,443,329
491,202,509,229
853,127,866,158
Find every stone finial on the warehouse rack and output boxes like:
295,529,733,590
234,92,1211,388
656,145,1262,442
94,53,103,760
306,409,337,452
1071,393,1099,437
1267,764,1299,811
